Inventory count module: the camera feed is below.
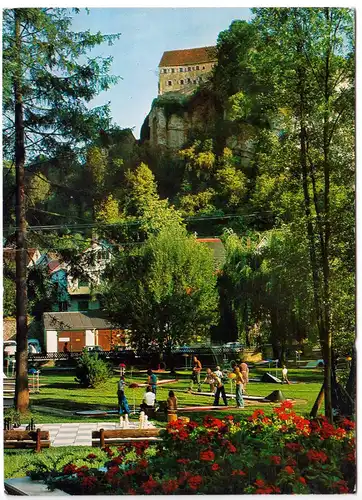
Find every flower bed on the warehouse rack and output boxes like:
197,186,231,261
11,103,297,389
28,402,356,494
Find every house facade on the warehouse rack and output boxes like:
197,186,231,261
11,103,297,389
43,311,126,353
158,46,217,95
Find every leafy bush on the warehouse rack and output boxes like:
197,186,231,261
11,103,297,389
28,402,355,494
74,350,111,388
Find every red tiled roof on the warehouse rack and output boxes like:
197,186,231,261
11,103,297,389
48,260,61,273
159,46,217,67
3,248,39,266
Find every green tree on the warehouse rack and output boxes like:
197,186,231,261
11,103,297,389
102,224,219,355
3,7,120,412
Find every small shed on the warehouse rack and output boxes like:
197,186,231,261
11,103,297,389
43,312,125,353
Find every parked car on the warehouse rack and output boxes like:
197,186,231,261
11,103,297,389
222,342,244,352
85,345,104,353
4,340,17,356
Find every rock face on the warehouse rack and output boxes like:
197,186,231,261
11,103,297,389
148,105,188,149
142,90,257,166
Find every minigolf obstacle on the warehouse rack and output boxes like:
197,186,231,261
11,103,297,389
261,372,282,384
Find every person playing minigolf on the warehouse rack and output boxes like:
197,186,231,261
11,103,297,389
147,369,158,396
188,356,202,392
211,370,228,406
239,360,249,394
234,366,245,408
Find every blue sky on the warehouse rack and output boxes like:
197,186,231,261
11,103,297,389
71,8,252,138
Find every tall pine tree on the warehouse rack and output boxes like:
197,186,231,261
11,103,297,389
3,8,120,411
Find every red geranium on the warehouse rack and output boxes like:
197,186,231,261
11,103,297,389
228,443,237,453
270,455,281,465
283,466,294,475
332,480,349,493
188,475,203,490
87,453,97,460
177,458,190,465
211,463,220,471
162,479,178,494
142,476,159,494
285,442,302,452
63,464,77,475
306,449,328,463
81,476,97,489
298,476,307,485
138,459,148,468
286,457,297,466
251,409,265,420
200,449,215,461
232,470,246,476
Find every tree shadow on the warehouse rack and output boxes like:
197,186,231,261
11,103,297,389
30,397,116,412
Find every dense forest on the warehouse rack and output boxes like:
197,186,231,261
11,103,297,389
3,8,355,417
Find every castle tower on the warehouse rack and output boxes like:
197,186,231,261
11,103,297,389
158,46,217,95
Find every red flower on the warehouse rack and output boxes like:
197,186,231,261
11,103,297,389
251,409,265,420
270,455,281,465
188,475,203,490
162,479,178,494
281,400,294,410
332,480,349,494
283,466,294,475
142,476,159,494
63,464,77,475
111,456,123,465
224,415,234,421
228,443,237,453
127,489,136,495
232,470,246,476
178,429,189,441
261,417,272,424
255,479,265,487
341,418,355,430
138,459,148,468
285,442,302,452
286,457,297,466
200,450,215,461
87,453,97,460
187,421,198,430
177,458,190,465
306,449,328,463
298,476,307,485
211,463,219,471
81,476,97,489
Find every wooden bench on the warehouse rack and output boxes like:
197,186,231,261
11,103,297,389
92,428,161,448
4,429,50,453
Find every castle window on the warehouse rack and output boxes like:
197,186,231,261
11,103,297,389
179,67,183,72
193,79,197,84
163,68,167,73
167,80,172,86
196,65,199,70
188,67,191,71
171,68,175,73
202,66,205,70
187,78,191,83
192,66,195,70
180,79,184,85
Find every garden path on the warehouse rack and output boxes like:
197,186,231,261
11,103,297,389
17,421,156,447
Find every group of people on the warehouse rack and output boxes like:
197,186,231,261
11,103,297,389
189,356,250,408
117,368,160,417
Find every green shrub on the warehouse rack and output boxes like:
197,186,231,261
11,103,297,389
74,350,111,388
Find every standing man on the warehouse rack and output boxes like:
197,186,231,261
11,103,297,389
203,368,216,393
212,370,228,406
188,356,202,392
234,367,245,408
147,369,158,396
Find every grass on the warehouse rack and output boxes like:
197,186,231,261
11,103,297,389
5,367,324,425
4,367,325,481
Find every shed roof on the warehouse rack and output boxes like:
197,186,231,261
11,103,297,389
159,46,217,67
43,312,114,331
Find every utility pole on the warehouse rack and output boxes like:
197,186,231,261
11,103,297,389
14,8,29,412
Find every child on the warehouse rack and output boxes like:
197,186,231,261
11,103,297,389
282,365,290,384
147,369,158,396
118,389,130,416
167,390,178,422
214,365,224,381
203,368,216,393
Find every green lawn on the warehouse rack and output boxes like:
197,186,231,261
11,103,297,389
5,367,324,425
4,368,324,480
